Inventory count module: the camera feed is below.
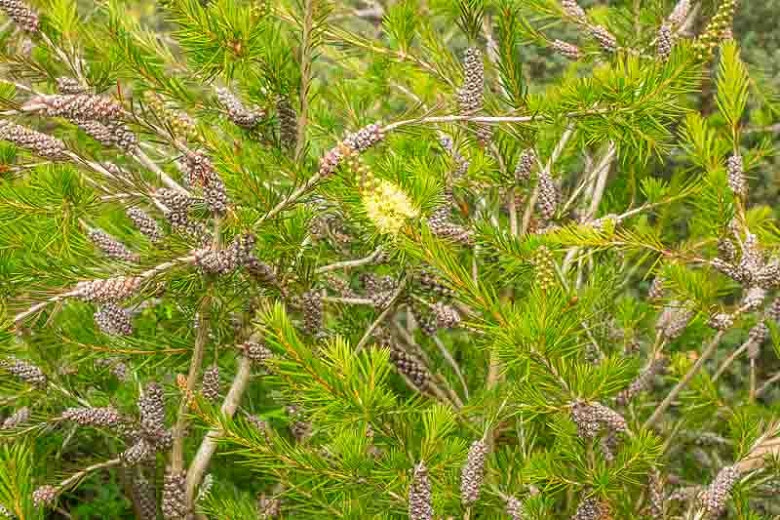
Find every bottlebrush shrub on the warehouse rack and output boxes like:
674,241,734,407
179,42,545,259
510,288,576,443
1,0,780,518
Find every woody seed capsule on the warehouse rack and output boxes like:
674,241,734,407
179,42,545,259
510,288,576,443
61,406,123,428
408,462,433,520
515,149,536,182
657,24,674,61
726,154,745,197
536,170,558,222
552,39,582,60
32,485,58,508
74,276,142,303
506,496,524,520
88,229,139,263
458,47,484,114
1,357,47,387
162,469,188,520
2,406,30,429
277,95,298,149
216,87,263,129
460,439,487,505
589,25,617,52
560,0,586,21
699,465,740,518
127,207,163,243
201,366,220,402
0,121,67,160
0,0,39,31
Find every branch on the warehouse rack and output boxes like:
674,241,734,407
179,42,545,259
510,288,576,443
354,275,409,355
185,355,253,507
171,295,212,471
294,0,315,162
57,457,122,493
315,246,383,274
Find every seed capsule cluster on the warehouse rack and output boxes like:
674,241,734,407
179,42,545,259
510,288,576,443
536,170,558,223
88,229,139,263
708,312,734,331
194,233,256,275
460,439,487,505
589,25,617,52
552,39,582,60
647,470,665,519
1,357,47,387
302,290,324,335
56,77,85,94
408,462,434,520
29,94,122,123
201,366,220,402
74,276,142,303
61,406,123,428
127,207,163,243
668,0,690,26
32,485,58,508
182,151,228,215
726,154,745,197
560,0,586,21
440,135,470,179
699,465,740,518
655,303,693,340
132,472,158,520
0,0,39,31
657,24,674,61
515,149,536,182
257,491,281,518
216,87,264,129
0,120,67,160
616,358,667,405
241,340,273,366
572,497,605,520
2,406,30,429
457,47,484,114
277,96,298,149
506,496,524,520
318,123,384,178
428,206,472,245
571,400,627,439
431,302,461,329
136,382,171,450
162,469,188,520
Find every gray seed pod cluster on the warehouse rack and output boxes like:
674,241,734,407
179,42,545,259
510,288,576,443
457,47,484,114
74,276,142,303
506,496,524,520
571,400,627,439
589,25,617,52
216,87,264,129
572,497,604,520
301,290,323,335
162,469,188,520
428,207,472,245
699,465,740,518
182,151,229,215
515,149,536,182
276,95,298,149
552,39,582,60
2,406,30,429
257,492,281,519
657,24,674,61
408,462,434,520
61,406,123,428
242,340,273,365
616,358,667,405
0,121,67,160
201,366,220,401
28,94,123,123
1,357,47,387
560,0,586,21
132,472,158,520
431,302,461,329
668,0,690,26
537,170,558,222
726,154,745,197
32,485,58,508
127,207,163,243
88,229,139,262
655,303,693,340
318,123,384,177
460,439,487,505
56,77,85,94
0,0,39,31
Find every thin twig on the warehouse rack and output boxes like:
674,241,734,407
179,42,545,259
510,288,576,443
315,246,383,274
354,275,409,355
294,0,315,162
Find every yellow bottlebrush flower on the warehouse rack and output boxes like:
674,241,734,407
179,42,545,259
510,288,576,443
362,179,419,236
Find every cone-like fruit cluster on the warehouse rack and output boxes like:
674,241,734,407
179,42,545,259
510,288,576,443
616,358,667,405
726,154,745,197
537,170,558,222
416,270,455,299
56,77,85,94
515,149,536,182
560,0,586,21
460,439,487,505
277,96,298,149
182,151,228,215
162,469,188,520
94,304,133,335
2,406,30,429
743,286,766,311
440,135,469,179
0,121,66,160
572,497,605,520
408,462,434,520
506,496,524,520
302,290,323,335
390,346,430,388
242,340,273,366
28,94,123,123
431,302,461,329
571,400,627,439
648,276,665,301
132,472,158,520
589,25,617,52
216,87,264,129
61,406,123,428
32,485,58,508
647,470,664,519
201,366,220,402
699,465,740,518
194,233,256,275
457,47,484,114
668,0,690,26
362,274,398,308
74,276,142,303
257,492,281,518
122,438,154,466
657,24,674,61
427,207,472,245
319,123,384,177
655,303,693,340
1,357,47,387
88,229,139,262
0,0,39,31
137,382,170,447
708,312,734,331
127,207,163,243
552,39,581,60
